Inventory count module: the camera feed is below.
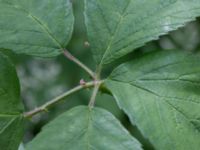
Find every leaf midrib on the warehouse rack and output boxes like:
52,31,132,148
2,2,63,49
86,109,92,150
57,108,94,150
99,0,131,66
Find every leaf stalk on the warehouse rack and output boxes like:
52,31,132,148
63,49,96,79
24,80,103,118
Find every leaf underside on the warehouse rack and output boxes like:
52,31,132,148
106,50,200,150
85,0,200,66
0,52,24,150
26,106,142,150
0,0,74,57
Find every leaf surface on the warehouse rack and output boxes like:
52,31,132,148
106,51,200,150
0,52,24,150
26,106,142,150
0,0,74,57
85,0,200,66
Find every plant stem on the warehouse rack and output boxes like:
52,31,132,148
63,49,95,79
24,80,103,118
88,68,101,108
88,81,101,108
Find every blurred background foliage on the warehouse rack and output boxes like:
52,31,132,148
2,0,200,149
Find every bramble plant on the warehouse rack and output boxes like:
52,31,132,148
0,0,200,150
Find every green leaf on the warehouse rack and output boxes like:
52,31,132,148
26,106,142,150
106,51,200,150
18,144,25,150
0,0,74,57
0,52,24,150
85,0,200,66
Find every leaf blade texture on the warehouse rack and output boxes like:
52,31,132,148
0,52,24,150
106,51,200,150
0,0,74,57
26,106,142,150
85,0,200,66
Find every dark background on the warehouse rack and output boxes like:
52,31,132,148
6,1,200,149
